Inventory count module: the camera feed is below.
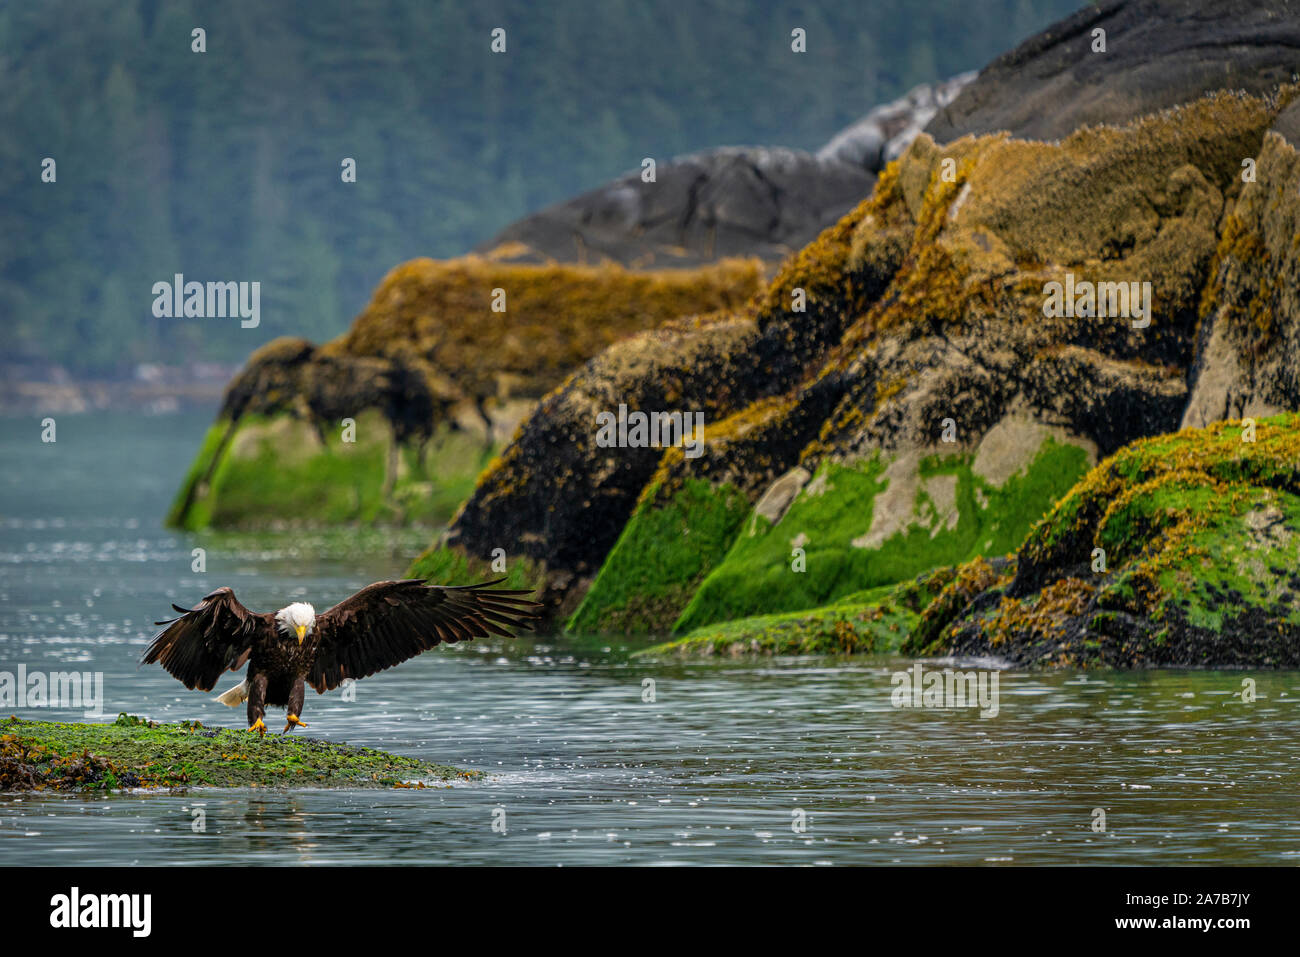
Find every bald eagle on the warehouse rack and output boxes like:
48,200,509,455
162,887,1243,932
143,579,539,735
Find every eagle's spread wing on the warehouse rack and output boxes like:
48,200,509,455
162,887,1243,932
142,586,270,691
308,578,540,693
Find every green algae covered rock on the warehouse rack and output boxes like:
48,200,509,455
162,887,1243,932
566,477,752,635
908,414,1300,667
641,568,955,658
0,714,476,791
653,414,1300,668
168,410,487,530
167,257,763,530
672,437,1088,634
420,13,1300,666
406,540,548,599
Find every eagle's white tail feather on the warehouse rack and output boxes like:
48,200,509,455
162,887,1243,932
214,678,249,707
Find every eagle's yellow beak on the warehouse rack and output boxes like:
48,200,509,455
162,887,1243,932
295,624,307,644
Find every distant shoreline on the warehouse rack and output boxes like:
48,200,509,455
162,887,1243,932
0,362,234,417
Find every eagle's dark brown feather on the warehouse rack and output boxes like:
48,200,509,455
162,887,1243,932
141,586,270,691
307,578,540,693
144,579,540,734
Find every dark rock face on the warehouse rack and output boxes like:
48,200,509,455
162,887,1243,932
481,77,979,270
479,147,876,268
444,315,768,587
216,337,451,446
925,0,1300,143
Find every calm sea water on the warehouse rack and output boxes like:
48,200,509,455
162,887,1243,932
0,411,1297,865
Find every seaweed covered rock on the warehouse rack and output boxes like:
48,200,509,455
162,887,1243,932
329,257,763,404
428,3,1300,652
557,89,1286,633
432,194,906,612
911,414,1300,667
168,257,762,529
425,311,769,612
1,714,475,790
567,391,840,633
641,568,956,658
1183,101,1300,427
925,0,1300,144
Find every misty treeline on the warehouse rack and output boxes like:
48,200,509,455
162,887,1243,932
1,0,1076,373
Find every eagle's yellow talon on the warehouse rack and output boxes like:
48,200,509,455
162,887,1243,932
283,714,308,734
248,718,267,736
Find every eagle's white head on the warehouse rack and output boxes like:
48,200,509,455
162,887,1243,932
275,602,316,644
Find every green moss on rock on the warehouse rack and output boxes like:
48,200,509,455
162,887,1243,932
406,542,546,593
166,418,236,530
0,714,476,791
930,413,1300,667
169,411,489,529
567,478,751,634
643,569,952,657
674,436,1088,633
